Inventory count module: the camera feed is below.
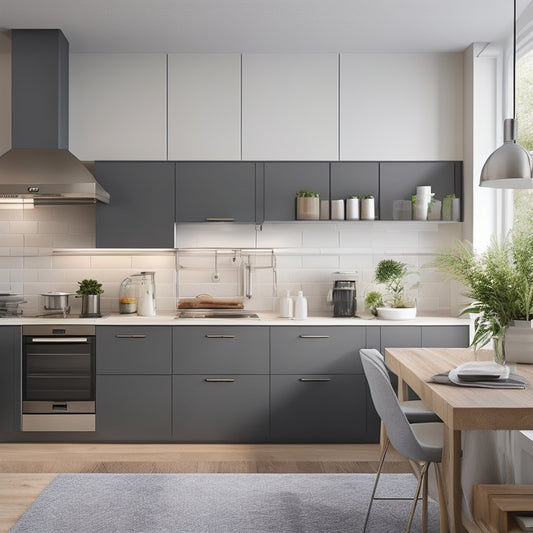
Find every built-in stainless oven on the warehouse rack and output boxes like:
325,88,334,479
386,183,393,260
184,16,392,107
22,325,96,432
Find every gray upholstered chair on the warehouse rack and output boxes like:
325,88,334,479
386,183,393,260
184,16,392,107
360,348,447,533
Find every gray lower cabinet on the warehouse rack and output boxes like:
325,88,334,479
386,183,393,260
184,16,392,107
96,326,172,374
380,325,470,352
270,326,378,443
173,375,269,442
270,374,368,443
96,375,172,440
264,162,330,221
95,161,175,248
175,162,262,223
95,326,172,440
0,327,21,434
172,326,269,442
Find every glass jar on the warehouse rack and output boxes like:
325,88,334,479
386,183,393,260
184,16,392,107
119,277,137,314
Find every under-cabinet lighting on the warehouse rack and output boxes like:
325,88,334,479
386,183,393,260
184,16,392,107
0,198,34,209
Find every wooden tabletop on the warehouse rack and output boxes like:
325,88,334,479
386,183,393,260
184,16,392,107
384,347,533,431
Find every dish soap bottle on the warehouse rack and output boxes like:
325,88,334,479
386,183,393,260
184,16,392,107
279,290,293,318
294,291,308,320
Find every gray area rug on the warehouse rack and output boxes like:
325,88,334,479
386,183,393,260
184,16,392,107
9,473,439,532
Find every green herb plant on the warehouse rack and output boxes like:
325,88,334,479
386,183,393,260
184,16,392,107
431,229,533,351
364,259,417,315
296,190,319,198
76,279,104,296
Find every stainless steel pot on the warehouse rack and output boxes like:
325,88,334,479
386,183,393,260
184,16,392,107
41,292,73,311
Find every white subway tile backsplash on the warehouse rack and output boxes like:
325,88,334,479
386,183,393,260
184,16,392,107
90,255,133,269
0,204,462,316
131,254,176,269
0,234,24,247
302,226,339,248
9,221,38,234
52,256,91,269
301,255,339,269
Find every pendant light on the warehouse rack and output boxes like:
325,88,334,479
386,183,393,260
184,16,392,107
480,0,533,189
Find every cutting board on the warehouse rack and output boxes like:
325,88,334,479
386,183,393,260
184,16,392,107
178,295,244,309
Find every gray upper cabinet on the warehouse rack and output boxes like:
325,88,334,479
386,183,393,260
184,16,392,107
330,162,380,218
264,162,330,220
175,162,262,223
95,161,175,248
379,161,462,220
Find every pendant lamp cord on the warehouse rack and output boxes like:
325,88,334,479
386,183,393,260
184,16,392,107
513,0,517,120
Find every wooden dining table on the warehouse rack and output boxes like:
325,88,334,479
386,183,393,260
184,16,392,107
385,347,533,533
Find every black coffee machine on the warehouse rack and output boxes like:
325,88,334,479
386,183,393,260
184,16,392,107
330,272,358,317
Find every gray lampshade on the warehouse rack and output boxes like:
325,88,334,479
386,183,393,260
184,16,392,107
480,119,533,189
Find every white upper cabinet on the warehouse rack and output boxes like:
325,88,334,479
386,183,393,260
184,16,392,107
242,54,338,161
168,54,241,160
69,54,167,160
340,53,463,161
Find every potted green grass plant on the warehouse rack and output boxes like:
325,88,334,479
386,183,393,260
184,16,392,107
431,228,533,364
296,190,320,220
365,259,418,319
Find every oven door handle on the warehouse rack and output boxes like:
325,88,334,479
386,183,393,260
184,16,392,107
30,337,89,343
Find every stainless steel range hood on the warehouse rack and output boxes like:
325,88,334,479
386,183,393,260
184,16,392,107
0,29,110,204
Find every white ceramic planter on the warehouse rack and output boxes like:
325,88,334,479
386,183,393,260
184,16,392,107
504,320,533,363
346,198,359,220
377,307,417,320
360,198,375,220
296,197,320,220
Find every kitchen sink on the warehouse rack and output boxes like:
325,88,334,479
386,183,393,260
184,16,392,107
175,310,260,319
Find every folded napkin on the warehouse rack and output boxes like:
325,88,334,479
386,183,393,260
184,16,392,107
453,361,510,381
431,371,528,389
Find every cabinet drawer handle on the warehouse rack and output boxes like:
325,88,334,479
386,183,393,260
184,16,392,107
205,217,235,222
204,378,235,382
31,337,89,343
115,334,147,339
298,335,330,339
205,334,236,339
299,378,331,382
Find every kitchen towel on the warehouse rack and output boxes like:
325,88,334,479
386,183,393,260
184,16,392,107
9,473,440,532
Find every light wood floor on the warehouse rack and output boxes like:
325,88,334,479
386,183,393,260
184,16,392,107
0,443,410,532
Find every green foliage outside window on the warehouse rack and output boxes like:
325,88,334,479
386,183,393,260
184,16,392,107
514,53,533,227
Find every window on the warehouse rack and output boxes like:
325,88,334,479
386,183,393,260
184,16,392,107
514,51,533,232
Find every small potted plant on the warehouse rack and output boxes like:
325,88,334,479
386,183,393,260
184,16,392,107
365,259,417,319
76,279,104,318
296,190,320,220
359,195,375,220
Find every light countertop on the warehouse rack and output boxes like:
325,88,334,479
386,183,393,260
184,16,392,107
1,312,471,327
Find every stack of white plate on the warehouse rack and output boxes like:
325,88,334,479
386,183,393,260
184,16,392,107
0,294,27,317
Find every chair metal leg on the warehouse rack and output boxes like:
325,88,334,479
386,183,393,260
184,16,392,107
405,461,429,533
422,462,428,533
434,462,449,533
363,438,391,532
